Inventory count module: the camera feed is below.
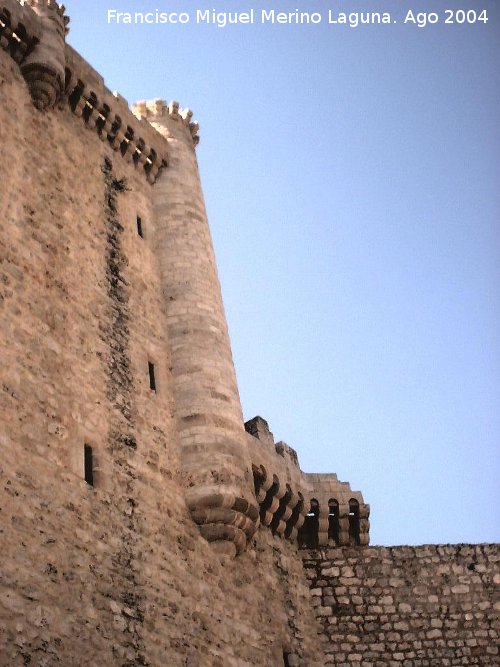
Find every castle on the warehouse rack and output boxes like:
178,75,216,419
0,2,498,665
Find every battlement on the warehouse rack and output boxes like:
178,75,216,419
24,0,69,26
64,48,169,183
133,98,200,147
0,0,170,181
0,1,41,63
25,0,64,13
245,416,370,547
0,1,197,177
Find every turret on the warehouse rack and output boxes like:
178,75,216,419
21,0,68,110
133,99,259,557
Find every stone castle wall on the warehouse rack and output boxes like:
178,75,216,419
0,2,498,665
303,545,499,666
0,34,326,667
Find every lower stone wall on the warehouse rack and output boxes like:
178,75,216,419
0,441,329,667
303,544,499,666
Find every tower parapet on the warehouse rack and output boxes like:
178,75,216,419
137,98,259,557
246,416,370,548
133,98,200,148
20,0,69,109
0,1,41,63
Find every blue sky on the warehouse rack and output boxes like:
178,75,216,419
64,0,499,546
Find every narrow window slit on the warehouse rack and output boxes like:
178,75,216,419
148,361,156,392
137,216,144,238
84,444,94,487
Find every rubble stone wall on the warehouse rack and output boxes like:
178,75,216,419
1,6,499,667
303,544,499,666
0,45,325,667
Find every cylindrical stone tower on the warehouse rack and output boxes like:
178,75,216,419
133,99,259,557
21,0,68,110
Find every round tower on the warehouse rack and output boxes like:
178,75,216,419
21,0,69,110
134,99,259,557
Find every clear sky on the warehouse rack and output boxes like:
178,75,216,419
64,0,499,546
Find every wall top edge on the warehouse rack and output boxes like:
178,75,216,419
245,415,368,506
64,46,173,156
301,543,500,555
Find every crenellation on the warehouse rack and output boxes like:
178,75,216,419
245,414,275,445
244,416,370,548
18,0,67,108
0,4,169,180
1,0,42,35
0,1,41,64
133,97,201,147
275,441,300,468
62,56,169,183
24,0,68,21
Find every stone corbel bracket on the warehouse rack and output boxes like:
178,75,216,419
0,2,169,183
247,417,308,544
63,49,169,184
20,0,69,109
0,0,42,65
245,416,370,548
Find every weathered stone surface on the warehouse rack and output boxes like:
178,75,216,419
0,2,498,666
303,545,500,665
0,23,326,665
